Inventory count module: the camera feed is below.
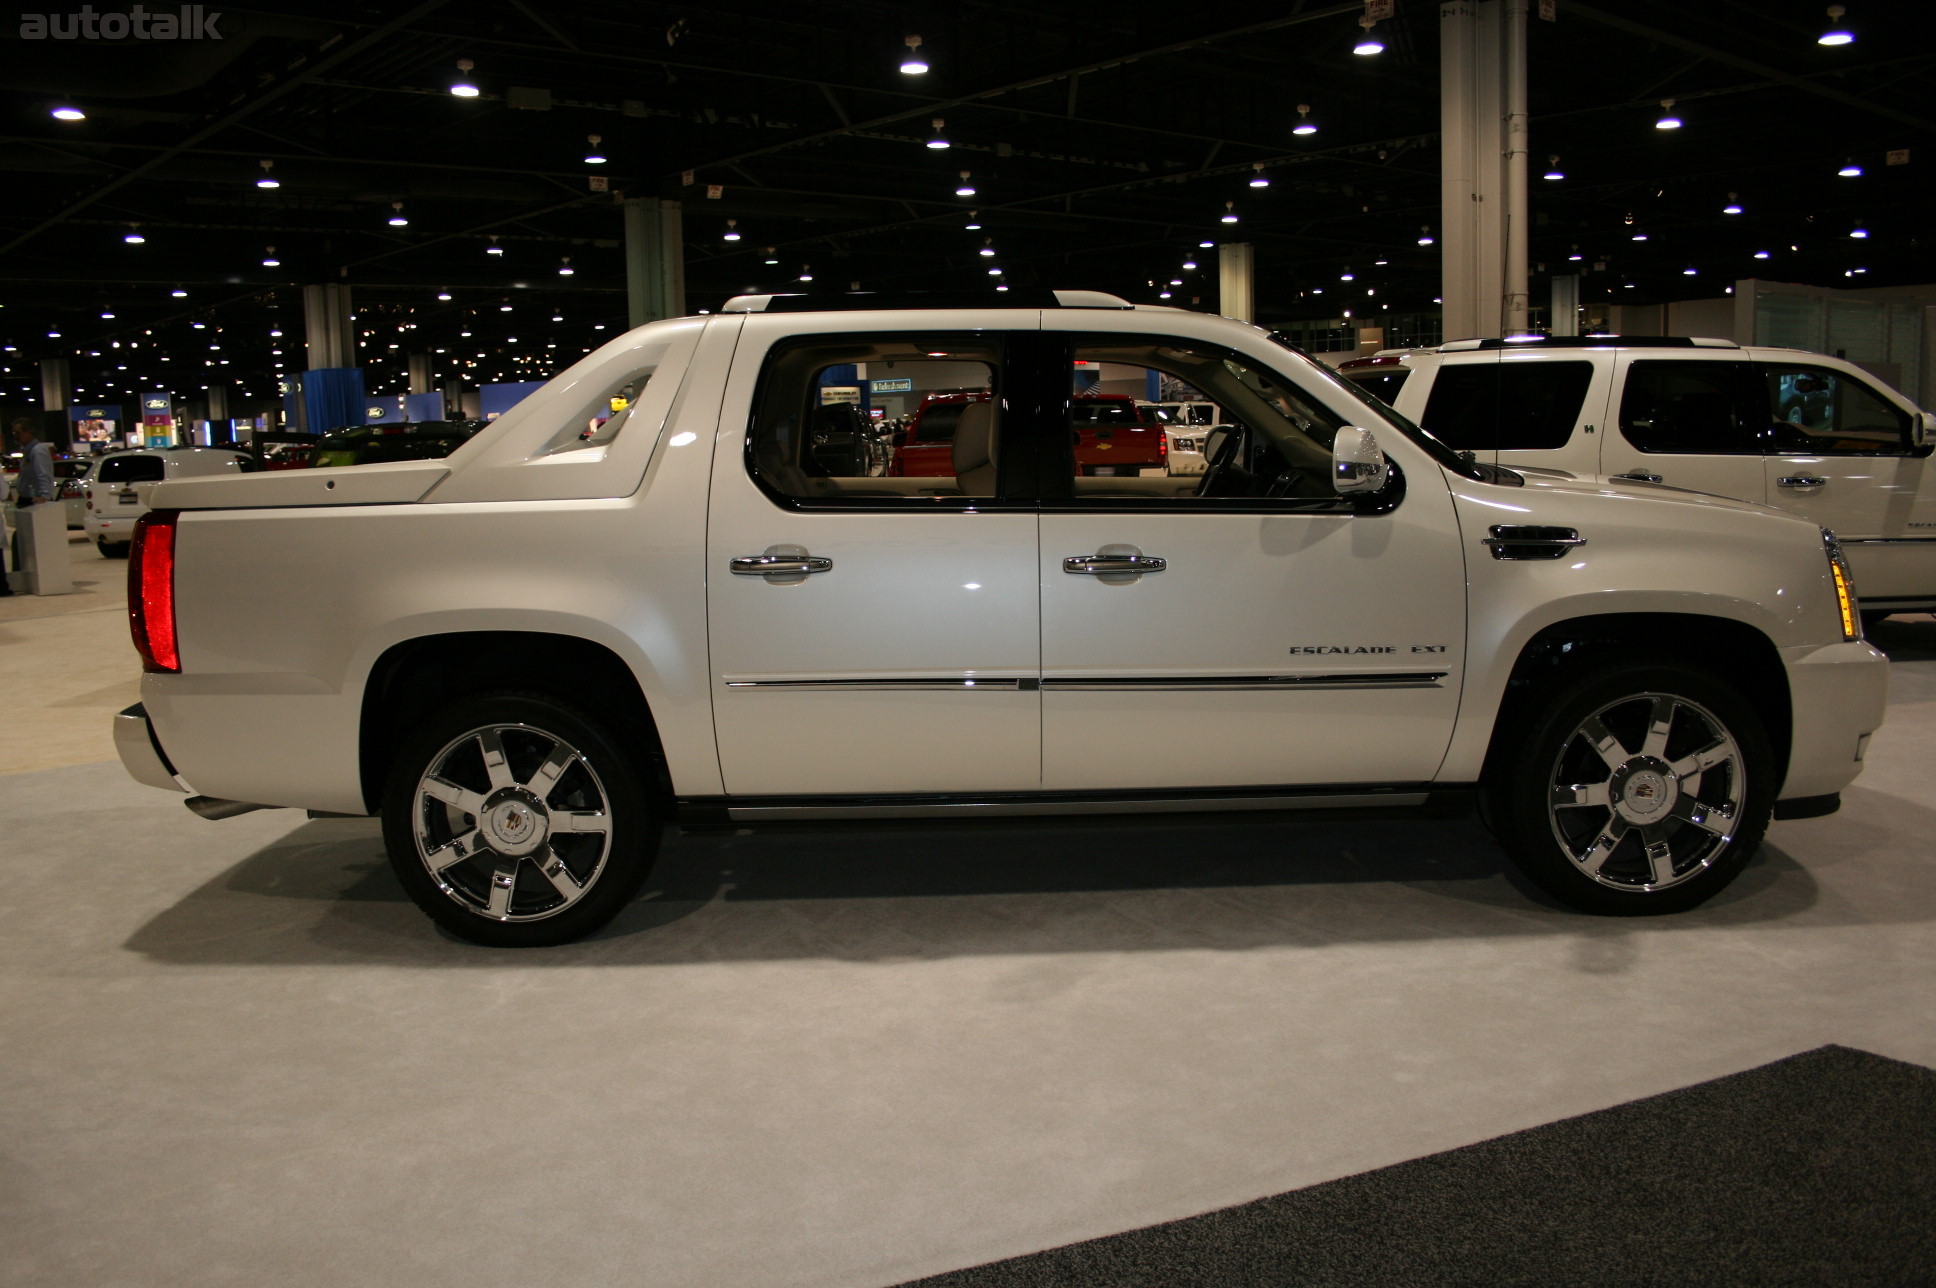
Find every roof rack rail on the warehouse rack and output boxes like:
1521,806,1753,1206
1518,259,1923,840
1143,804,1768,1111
1437,335,1740,351
720,289,1131,313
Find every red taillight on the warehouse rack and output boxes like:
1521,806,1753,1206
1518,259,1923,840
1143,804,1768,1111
129,510,181,674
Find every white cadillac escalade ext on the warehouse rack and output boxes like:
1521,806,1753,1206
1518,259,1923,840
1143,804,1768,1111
115,291,1889,946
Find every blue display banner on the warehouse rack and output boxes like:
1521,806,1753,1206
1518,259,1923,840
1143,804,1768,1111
282,368,369,433
69,405,125,422
364,395,408,424
479,381,546,420
405,392,447,422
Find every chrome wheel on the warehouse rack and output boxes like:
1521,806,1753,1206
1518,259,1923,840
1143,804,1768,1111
1546,691,1746,893
410,722,613,923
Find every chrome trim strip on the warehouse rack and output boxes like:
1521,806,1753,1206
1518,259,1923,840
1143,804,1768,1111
728,791,1433,822
1840,537,1936,545
724,677,1027,690
1041,671,1448,691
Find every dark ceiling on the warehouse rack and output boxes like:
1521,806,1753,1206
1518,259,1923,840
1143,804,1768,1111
0,0,1929,407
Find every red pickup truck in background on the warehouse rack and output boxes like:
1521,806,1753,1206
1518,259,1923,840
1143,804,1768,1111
890,390,1167,478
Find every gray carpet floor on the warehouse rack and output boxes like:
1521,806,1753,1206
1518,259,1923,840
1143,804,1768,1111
898,1045,1936,1286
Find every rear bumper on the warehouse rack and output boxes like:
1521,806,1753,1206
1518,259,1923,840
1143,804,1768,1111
1780,640,1889,799
114,703,187,793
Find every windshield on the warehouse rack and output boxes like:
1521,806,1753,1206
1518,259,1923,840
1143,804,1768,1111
1267,335,1480,479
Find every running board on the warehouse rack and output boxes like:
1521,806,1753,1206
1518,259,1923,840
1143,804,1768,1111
678,785,1471,826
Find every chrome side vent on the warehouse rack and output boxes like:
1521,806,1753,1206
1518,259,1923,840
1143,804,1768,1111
1483,524,1586,561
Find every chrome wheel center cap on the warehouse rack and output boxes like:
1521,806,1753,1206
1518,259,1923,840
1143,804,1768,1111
1611,761,1677,825
482,793,548,856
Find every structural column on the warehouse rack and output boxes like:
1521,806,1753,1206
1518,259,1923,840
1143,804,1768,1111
39,357,69,411
1549,274,1580,335
1440,0,1529,339
1217,243,1254,324
302,284,355,370
407,353,433,395
624,199,686,328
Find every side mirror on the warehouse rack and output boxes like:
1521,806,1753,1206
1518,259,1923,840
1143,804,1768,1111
1332,425,1388,494
1914,412,1935,457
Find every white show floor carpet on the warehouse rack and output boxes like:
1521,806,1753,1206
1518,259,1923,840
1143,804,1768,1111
3,610,1933,1288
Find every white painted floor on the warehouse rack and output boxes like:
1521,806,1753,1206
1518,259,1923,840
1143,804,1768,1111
3,589,1933,1288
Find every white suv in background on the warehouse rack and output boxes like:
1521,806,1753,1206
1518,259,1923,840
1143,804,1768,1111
84,447,254,556
1339,337,1936,622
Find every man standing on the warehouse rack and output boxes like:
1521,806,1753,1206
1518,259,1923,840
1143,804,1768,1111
5,418,56,597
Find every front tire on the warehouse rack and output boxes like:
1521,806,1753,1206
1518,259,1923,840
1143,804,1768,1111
1485,661,1774,915
380,691,660,946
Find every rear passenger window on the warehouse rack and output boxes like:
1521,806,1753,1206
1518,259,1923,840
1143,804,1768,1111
97,455,165,484
1619,361,1761,454
1420,361,1590,451
749,334,1001,504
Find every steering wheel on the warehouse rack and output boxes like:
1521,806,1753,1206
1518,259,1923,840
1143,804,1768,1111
1196,424,1245,497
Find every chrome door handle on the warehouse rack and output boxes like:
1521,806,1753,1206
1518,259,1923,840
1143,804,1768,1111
1063,554,1167,574
731,554,832,575
1777,475,1828,488
1611,471,1663,484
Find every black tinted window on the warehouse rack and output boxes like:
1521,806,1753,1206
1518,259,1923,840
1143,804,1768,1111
1421,361,1590,451
97,455,165,483
912,404,962,442
1619,361,1758,454
1343,369,1411,404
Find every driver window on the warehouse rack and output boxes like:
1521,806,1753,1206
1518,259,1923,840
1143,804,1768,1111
1067,338,1343,502
1759,363,1909,455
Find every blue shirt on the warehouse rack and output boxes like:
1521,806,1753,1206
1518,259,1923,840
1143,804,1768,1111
19,439,54,501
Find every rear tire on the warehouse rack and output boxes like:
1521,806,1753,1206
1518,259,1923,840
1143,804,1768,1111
1485,660,1774,915
380,691,660,946
98,539,129,558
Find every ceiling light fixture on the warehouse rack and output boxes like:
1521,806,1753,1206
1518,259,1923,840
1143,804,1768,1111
1543,155,1564,180
979,239,995,257
451,58,480,97
1849,222,1868,238
437,290,452,301
50,103,85,121
798,265,813,282
262,246,280,267
1340,268,1355,281
1654,98,1682,129
584,134,606,164
1249,163,1269,189
1753,250,1771,259
1352,16,1384,55
256,159,279,189
1722,193,1743,214
926,118,950,149
763,247,779,264
1818,4,1854,45
1417,226,1435,246
900,35,928,74
1292,104,1317,136
388,201,408,227
955,171,976,197
123,226,145,244
1182,259,1197,270
486,236,503,256
170,287,187,298
1221,201,1239,224
1838,158,1863,177
723,219,741,242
